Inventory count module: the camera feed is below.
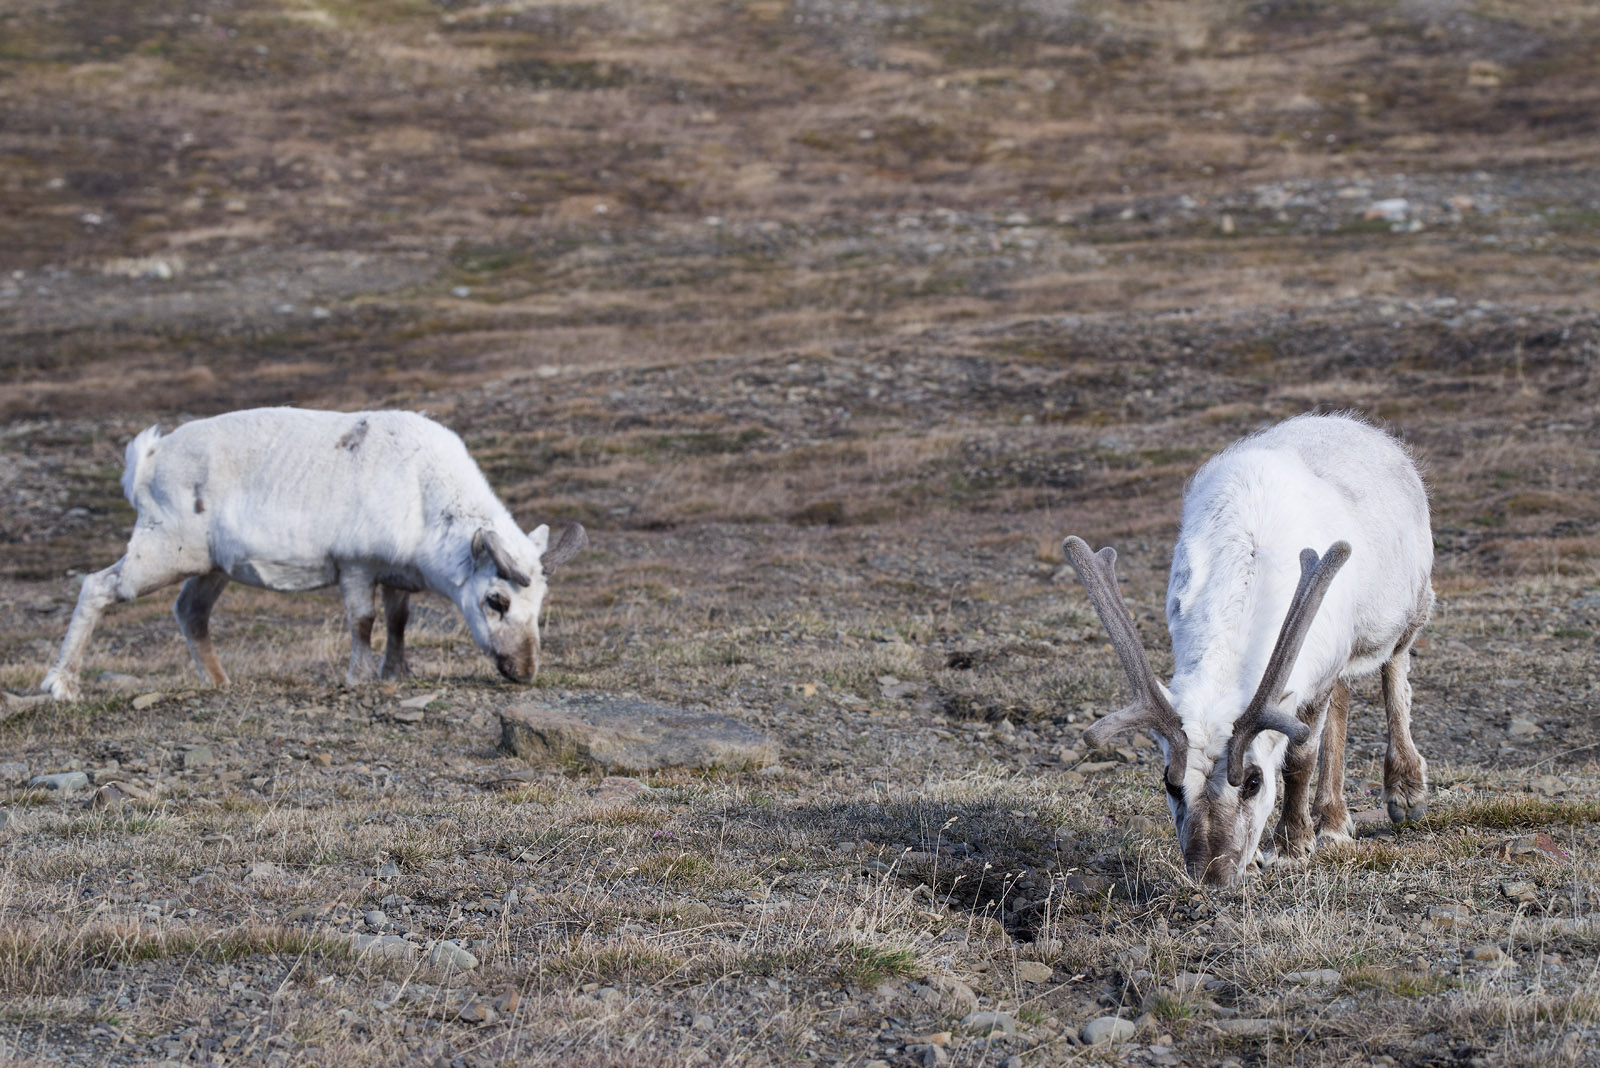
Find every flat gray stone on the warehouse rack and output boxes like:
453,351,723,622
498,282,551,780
1081,1016,1136,1045
428,940,479,970
1282,969,1341,986
1217,1018,1276,1036
182,746,215,769
30,771,90,793
500,696,776,773
349,933,418,961
960,1010,1018,1036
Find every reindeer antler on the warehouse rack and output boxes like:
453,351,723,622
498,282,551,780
1063,536,1189,788
1225,541,1351,786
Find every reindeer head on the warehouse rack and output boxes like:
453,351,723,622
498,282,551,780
463,521,587,682
1061,536,1349,886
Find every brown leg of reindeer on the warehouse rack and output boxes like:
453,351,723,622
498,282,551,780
1313,680,1353,842
174,570,232,686
379,586,413,680
1383,649,1428,824
1271,697,1325,863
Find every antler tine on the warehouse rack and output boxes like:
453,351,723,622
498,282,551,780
1062,536,1188,785
1226,541,1352,785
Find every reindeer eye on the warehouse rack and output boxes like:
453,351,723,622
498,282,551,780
485,591,510,615
1241,768,1264,800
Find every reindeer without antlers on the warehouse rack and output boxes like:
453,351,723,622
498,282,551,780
1063,413,1435,886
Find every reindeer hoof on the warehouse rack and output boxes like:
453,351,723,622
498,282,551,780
1387,798,1427,824
42,673,79,702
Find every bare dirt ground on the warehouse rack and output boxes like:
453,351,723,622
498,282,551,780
2,1,1599,1066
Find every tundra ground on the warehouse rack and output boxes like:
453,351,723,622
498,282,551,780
2,1,1599,1065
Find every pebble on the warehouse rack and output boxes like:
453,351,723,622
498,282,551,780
364,910,388,930
918,974,978,1015
1531,775,1568,796
1081,1016,1136,1045
1170,971,1213,993
391,707,425,725
1506,718,1541,737
91,781,151,809
692,1014,714,1030
131,692,164,710
1282,968,1341,986
1217,1018,1275,1036
428,940,479,970
1014,961,1052,983
1466,944,1507,963
960,1010,1018,1036
182,746,216,769
456,999,496,1024
1426,904,1469,928
1501,880,1537,904
30,771,90,793
398,691,442,710
349,933,418,961
1121,815,1164,836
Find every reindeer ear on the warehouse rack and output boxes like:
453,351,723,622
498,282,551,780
526,524,550,557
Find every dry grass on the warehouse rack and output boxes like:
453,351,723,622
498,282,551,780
2,0,1600,1064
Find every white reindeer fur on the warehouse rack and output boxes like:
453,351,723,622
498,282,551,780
1159,412,1433,873
42,408,577,699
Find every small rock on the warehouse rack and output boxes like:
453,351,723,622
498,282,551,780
692,1014,714,1031
1282,969,1341,987
1466,944,1507,963
877,676,920,699
30,771,90,793
919,974,979,1015
1217,1018,1275,1037
428,940,479,971
244,860,284,884
364,909,389,930
399,691,442,710
90,781,150,809
1426,904,1469,929
1506,718,1542,737
1170,971,1213,994
1121,815,1164,836
349,933,419,961
1500,880,1537,904
0,761,27,783
131,692,164,711
391,707,425,725
1364,198,1410,222
456,999,496,1024
1081,1016,1136,1045
376,861,402,878
182,746,216,769
1014,961,1052,984
908,1044,947,1067
1531,775,1568,796
960,1010,1019,1036
1077,761,1119,774
589,776,652,804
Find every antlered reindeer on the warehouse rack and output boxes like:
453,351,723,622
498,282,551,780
1064,413,1434,886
